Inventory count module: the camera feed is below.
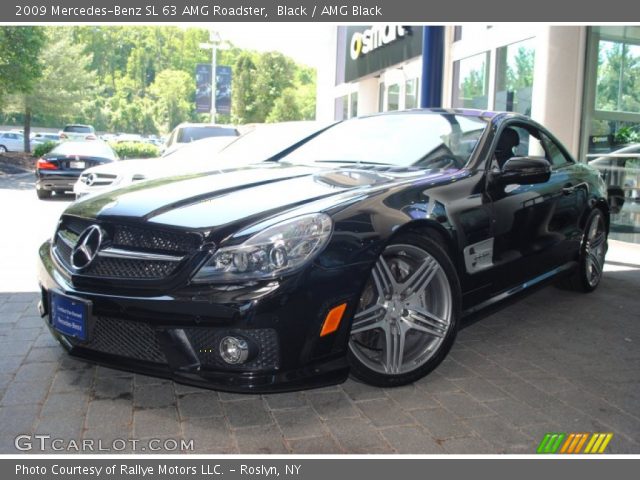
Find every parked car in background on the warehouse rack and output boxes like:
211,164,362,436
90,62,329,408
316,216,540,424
31,132,61,146
0,131,25,152
115,133,146,144
74,136,236,198
162,122,239,156
59,124,97,142
73,122,330,199
35,141,118,199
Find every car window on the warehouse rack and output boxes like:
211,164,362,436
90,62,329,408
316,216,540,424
542,133,574,168
490,124,549,170
64,125,93,133
177,127,239,143
50,141,116,160
280,114,488,168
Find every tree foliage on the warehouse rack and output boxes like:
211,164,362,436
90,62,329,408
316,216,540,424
0,26,317,134
0,27,45,99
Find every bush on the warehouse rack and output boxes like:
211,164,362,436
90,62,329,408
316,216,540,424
33,141,58,158
110,141,160,160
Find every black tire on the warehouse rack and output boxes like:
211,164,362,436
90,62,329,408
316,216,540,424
347,232,461,387
36,189,52,200
560,208,608,293
0,145,7,153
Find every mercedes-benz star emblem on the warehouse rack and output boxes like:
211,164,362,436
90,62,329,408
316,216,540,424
71,225,103,270
84,173,96,186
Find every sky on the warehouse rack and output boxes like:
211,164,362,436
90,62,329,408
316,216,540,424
209,24,334,67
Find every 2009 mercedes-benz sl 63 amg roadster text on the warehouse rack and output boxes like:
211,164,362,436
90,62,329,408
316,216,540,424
38,109,610,392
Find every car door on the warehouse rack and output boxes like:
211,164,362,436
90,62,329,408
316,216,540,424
486,122,577,294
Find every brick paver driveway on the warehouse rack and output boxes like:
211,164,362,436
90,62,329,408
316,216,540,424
1,172,638,454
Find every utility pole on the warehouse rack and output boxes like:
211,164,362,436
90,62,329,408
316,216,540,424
199,30,222,124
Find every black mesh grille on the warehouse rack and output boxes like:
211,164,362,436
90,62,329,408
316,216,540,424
113,225,200,253
67,316,166,364
84,258,178,279
185,328,280,371
53,215,201,280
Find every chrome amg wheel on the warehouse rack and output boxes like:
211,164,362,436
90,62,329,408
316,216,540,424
348,234,460,386
585,211,606,288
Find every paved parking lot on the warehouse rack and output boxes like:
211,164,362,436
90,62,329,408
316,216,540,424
1,172,639,454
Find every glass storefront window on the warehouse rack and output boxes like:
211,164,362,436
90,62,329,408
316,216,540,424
494,38,535,116
452,52,490,109
350,92,358,118
405,78,418,109
387,84,400,111
582,26,640,242
595,40,640,113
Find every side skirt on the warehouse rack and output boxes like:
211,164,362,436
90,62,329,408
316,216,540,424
462,262,578,317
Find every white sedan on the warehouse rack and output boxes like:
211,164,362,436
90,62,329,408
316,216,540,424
0,131,25,152
73,121,331,199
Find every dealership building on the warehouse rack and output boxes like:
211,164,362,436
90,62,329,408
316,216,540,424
316,25,640,242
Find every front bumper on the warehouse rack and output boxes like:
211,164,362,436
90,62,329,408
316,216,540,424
38,241,367,393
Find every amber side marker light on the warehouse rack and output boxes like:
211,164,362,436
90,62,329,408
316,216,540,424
320,303,348,337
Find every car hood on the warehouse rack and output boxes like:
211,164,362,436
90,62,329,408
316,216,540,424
66,162,465,233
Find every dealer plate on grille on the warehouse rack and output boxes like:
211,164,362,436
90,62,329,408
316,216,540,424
50,292,90,341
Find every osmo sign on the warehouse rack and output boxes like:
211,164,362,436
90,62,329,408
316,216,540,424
350,25,408,60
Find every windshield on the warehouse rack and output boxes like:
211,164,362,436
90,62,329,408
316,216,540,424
64,125,94,133
177,126,239,143
216,122,331,164
49,141,116,160
279,113,488,168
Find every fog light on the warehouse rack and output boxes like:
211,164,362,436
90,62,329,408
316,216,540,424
219,336,249,364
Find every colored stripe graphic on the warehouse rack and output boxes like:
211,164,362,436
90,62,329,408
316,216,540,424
584,433,613,454
538,432,613,454
537,433,566,453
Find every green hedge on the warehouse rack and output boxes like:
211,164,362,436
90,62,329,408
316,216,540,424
110,141,160,160
33,141,58,158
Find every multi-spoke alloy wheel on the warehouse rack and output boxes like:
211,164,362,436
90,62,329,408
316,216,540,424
348,234,460,387
560,208,608,293
584,211,606,288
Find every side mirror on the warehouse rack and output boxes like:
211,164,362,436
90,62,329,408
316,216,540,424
495,156,551,185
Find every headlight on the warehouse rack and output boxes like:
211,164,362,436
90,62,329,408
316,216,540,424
191,213,332,284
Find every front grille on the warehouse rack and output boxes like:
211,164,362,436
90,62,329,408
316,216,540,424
85,258,177,279
185,328,280,371
67,316,166,364
53,215,202,281
113,225,200,253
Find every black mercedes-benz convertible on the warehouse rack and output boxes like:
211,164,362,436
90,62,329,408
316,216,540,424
37,109,610,392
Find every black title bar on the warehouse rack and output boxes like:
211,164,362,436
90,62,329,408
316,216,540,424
3,0,640,22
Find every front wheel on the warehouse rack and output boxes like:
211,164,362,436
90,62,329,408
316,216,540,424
348,233,461,387
0,145,7,153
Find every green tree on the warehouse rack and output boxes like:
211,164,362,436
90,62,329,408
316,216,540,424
7,28,95,151
149,69,194,132
0,27,45,98
267,88,301,122
231,52,259,124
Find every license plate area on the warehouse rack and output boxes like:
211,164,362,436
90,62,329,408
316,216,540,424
69,161,86,169
50,291,91,341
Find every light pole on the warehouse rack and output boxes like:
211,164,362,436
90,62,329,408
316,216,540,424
199,30,222,124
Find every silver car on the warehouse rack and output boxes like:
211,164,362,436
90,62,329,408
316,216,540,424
0,131,25,152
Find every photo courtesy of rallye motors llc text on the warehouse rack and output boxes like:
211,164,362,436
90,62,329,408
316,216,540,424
15,464,300,476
